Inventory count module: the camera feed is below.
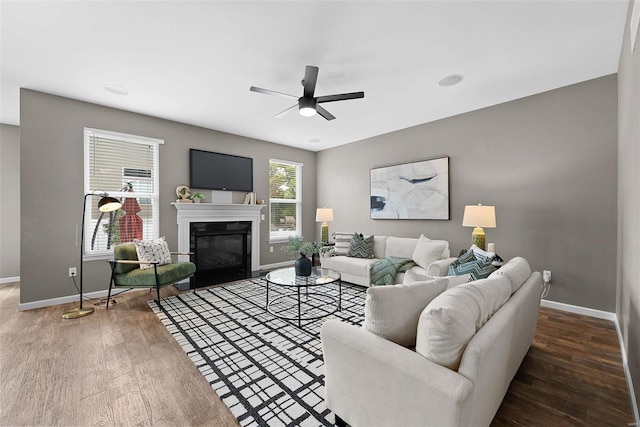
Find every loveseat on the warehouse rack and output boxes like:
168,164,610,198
321,257,543,427
322,233,457,286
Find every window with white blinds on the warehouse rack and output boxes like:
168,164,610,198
83,128,163,257
269,159,302,242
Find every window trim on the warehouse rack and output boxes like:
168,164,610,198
269,159,302,243
83,128,164,260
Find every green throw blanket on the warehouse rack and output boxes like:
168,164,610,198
369,257,416,286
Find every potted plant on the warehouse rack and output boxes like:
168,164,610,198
282,236,322,276
190,193,205,203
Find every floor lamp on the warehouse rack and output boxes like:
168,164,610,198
62,191,122,319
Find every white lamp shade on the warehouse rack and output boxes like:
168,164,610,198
462,205,496,228
316,208,334,222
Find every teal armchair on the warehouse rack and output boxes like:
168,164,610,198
107,243,196,309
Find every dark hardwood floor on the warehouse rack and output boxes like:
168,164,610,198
0,282,634,426
492,307,634,426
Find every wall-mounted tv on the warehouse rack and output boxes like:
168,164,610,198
189,149,253,192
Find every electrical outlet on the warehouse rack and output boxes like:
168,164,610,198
270,246,274,253
261,214,265,221
68,267,77,277
543,270,551,283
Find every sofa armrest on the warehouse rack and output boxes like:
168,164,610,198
321,319,473,427
426,257,457,276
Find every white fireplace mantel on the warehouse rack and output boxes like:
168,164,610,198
172,203,265,273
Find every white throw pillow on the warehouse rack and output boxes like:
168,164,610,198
412,235,447,270
364,278,448,347
415,276,511,370
403,268,432,284
134,237,172,270
470,244,495,260
488,257,532,294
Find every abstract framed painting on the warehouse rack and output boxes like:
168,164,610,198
370,156,449,220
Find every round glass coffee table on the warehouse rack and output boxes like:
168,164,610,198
265,266,341,327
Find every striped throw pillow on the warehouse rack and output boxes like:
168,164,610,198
333,232,355,256
347,233,375,259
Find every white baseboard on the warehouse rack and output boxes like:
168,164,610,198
614,318,640,425
18,288,136,311
260,260,294,271
540,299,617,321
541,298,638,424
0,276,20,285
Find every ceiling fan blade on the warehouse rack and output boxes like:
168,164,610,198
250,86,297,99
303,66,319,98
316,105,336,121
316,91,365,104
274,104,298,119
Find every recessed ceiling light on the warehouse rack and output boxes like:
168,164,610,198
104,85,129,95
438,74,464,87
309,138,320,143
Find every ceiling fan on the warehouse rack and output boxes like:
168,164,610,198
250,65,364,121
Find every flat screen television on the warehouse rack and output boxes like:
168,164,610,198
189,149,253,192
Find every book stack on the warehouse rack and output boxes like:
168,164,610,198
243,192,257,204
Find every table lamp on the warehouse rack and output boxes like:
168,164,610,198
63,191,122,319
316,208,334,244
462,204,496,251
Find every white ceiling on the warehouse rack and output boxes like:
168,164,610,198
0,1,629,151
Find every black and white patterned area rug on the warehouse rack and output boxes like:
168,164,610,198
149,278,366,426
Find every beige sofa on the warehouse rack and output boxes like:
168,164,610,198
322,234,457,286
321,257,543,427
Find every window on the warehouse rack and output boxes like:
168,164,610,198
269,159,302,242
84,128,163,258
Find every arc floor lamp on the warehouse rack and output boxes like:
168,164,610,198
62,191,122,319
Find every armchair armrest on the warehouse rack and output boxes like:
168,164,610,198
426,257,458,276
108,259,159,265
321,319,472,427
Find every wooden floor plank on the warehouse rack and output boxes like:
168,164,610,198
0,283,634,426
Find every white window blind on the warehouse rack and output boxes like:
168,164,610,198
269,159,302,242
83,128,163,257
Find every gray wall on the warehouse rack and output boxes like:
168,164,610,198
318,75,618,312
19,89,316,305
617,0,640,413
0,124,20,280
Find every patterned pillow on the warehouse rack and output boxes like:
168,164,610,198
333,232,354,256
448,254,496,281
133,237,172,270
347,233,375,258
451,249,476,266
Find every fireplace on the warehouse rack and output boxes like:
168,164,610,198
190,221,251,287
173,202,265,289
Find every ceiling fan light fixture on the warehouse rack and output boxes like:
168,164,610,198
298,97,317,117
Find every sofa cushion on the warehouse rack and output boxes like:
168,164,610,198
373,235,388,259
384,237,418,258
415,276,512,370
134,237,172,270
488,257,532,294
347,233,375,258
364,278,449,347
322,255,376,278
412,235,448,270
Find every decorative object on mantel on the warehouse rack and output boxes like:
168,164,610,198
370,156,449,220
190,192,205,203
243,192,257,204
282,236,323,277
462,204,496,251
175,185,193,203
316,207,334,243
63,191,122,319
